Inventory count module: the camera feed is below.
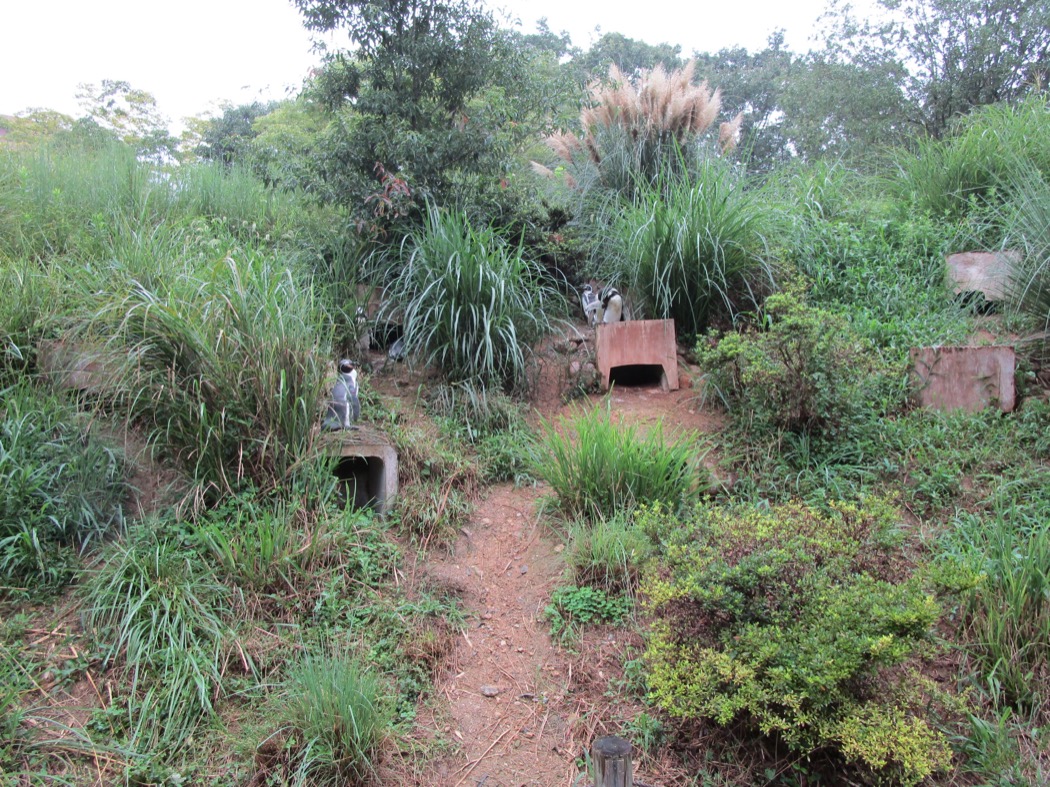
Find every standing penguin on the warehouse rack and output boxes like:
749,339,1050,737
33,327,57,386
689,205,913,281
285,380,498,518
601,287,625,323
580,284,600,325
323,359,361,430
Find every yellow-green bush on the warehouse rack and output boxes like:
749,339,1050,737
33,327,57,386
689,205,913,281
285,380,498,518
641,499,951,784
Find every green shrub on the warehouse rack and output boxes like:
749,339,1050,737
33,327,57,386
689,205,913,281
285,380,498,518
642,498,951,784
697,288,907,441
535,402,703,521
385,205,560,390
277,650,390,786
0,380,129,590
603,161,774,336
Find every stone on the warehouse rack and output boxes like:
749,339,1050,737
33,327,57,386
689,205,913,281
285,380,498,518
480,685,501,697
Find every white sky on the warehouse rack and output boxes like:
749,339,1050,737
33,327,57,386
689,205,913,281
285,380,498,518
1,0,834,126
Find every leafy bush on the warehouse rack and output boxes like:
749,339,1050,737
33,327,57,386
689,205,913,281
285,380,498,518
604,161,774,336
0,381,128,590
697,288,907,441
276,650,390,786
641,498,951,784
535,402,703,521
385,206,560,390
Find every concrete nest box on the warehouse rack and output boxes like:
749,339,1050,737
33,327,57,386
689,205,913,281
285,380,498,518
324,426,398,515
946,250,1019,305
596,319,679,391
911,345,1016,413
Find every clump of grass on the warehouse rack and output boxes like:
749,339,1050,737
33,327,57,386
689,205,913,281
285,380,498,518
564,513,651,593
945,508,1050,711
105,245,330,506
535,401,703,521
271,650,390,786
0,380,128,591
385,205,560,391
81,532,234,752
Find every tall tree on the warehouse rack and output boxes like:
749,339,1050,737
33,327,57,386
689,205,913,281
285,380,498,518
821,0,1050,137
293,0,541,223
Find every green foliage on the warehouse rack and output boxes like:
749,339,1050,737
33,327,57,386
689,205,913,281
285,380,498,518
942,505,1050,711
106,245,330,505
642,498,950,784
564,514,651,593
81,531,234,753
697,288,907,440
604,161,774,335
544,585,631,645
386,206,559,390
1000,158,1050,332
390,421,479,546
424,380,536,483
0,380,128,591
278,650,390,785
534,401,703,521
894,97,1050,219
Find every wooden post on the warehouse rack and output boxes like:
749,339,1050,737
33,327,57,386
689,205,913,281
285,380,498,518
592,735,633,787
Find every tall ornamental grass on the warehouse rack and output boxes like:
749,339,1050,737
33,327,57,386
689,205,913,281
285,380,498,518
535,402,702,521
387,206,560,390
604,162,774,336
106,246,330,505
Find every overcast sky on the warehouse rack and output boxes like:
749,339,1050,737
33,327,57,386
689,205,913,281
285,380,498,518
1,0,835,125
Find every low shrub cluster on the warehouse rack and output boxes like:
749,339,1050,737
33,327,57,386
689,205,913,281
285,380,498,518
698,288,907,441
641,498,952,784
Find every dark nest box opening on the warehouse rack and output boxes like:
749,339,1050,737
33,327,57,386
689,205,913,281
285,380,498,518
334,455,386,512
609,364,666,388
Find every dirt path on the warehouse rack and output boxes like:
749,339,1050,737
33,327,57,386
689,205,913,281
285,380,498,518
420,482,580,787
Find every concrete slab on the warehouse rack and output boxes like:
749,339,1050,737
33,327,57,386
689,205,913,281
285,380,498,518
910,345,1016,413
321,426,398,515
946,250,1020,302
596,319,679,391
